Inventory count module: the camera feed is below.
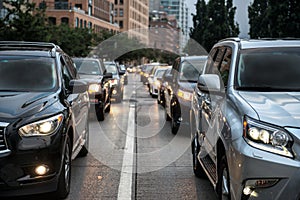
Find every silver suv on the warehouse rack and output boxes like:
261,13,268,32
190,38,300,200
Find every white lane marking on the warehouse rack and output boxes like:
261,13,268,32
117,105,135,200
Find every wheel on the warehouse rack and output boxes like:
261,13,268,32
96,105,105,121
54,136,71,198
217,156,231,200
192,136,206,177
171,116,180,134
78,122,89,157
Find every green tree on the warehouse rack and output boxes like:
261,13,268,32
190,0,239,51
0,0,48,41
249,0,300,38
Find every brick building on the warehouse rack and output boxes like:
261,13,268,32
31,0,119,33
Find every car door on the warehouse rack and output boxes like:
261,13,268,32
200,47,227,162
61,55,89,154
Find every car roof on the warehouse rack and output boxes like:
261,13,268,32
218,38,300,49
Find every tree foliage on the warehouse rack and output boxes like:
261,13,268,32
190,0,239,51
249,0,300,38
0,0,113,57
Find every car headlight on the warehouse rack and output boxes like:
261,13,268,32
88,83,101,94
243,117,293,158
19,114,64,137
177,89,193,101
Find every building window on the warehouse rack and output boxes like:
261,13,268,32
48,17,56,25
114,9,117,17
84,20,87,28
88,22,93,29
80,19,83,28
55,0,69,10
75,17,79,27
120,0,123,4
119,9,123,17
61,17,69,24
115,0,118,4
119,20,123,29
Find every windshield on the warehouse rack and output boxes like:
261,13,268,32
236,47,300,91
155,69,167,78
0,56,57,92
104,63,118,75
74,59,102,75
179,60,205,82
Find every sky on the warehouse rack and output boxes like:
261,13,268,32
187,0,252,38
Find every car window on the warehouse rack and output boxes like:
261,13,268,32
74,60,102,75
154,69,166,78
0,56,57,92
236,47,300,91
104,63,118,75
179,61,200,82
220,48,232,87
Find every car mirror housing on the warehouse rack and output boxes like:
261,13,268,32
69,79,88,93
104,72,113,79
197,74,221,93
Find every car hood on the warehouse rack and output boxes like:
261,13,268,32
238,92,300,127
0,92,58,119
178,81,197,92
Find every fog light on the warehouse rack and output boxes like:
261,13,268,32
112,89,117,95
243,186,253,195
35,165,49,176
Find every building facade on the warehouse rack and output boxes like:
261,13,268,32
30,0,119,33
152,0,189,53
114,0,149,43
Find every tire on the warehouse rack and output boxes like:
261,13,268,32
192,136,206,177
96,105,105,121
217,156,231,200
54,136,71,199
171,116,180,134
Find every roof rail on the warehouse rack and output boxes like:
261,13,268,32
218,37,241,42
0,41,60,58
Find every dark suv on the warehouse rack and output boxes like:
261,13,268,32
104,61,125,103
164,56,207,134
0,41,90,198
73,57,112,121
190,38,300,199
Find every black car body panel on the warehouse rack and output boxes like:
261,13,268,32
0,42,89,197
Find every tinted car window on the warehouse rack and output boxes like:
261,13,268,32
179,60,205,82
74,60,102,75
105,63,118,75
0,56,57,91
155,69,167,78
237,47,300,90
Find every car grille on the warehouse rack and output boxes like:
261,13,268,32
0,123,9,153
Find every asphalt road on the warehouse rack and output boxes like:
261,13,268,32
10,73,217,200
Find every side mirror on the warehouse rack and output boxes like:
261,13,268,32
197,74,221,93
104,72,113,79
69,79,88,93
119,71,125,76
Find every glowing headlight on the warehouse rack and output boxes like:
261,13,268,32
243,117,293,158
154,80,161,87
88,84,101,94
177,89,193,101
19,114,64,137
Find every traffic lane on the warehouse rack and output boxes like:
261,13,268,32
135,82,217,199
67,97,132,199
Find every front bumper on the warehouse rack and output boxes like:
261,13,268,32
0,126,65,196
228,137,300,200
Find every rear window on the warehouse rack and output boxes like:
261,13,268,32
74,59,102,75
0,56,57,92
